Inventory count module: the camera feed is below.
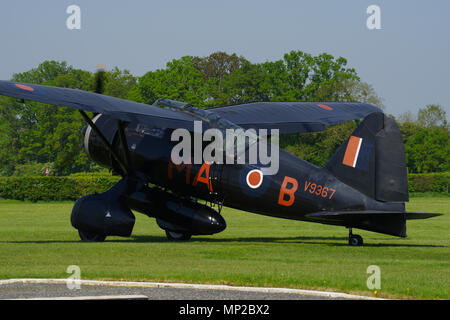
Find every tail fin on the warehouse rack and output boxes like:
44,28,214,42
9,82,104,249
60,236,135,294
325,112,408,202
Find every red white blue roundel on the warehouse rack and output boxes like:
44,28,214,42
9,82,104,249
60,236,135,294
239,167,270,197
246,169,263,189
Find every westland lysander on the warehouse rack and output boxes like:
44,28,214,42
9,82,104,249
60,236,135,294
0,80,440,245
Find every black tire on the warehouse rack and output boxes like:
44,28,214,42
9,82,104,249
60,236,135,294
165,230,191,241
349,234,363,246
78,229,106,242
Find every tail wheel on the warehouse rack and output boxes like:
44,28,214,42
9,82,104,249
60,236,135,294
348,228,363,246
165,230,191,241
78,230,106,242
349,234,363,246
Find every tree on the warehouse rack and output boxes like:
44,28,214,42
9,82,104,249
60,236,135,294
397,111,415,124
0,96,21,175
103,67,137,99
12,61,72,84
192,51,248,81
134,56,208,107
282,51,359,101
417,104,448,128
8,61,96,175
212,60,291,106
405,126,449,173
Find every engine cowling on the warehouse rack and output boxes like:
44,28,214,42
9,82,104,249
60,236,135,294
71,193,135,237
83,114,118,170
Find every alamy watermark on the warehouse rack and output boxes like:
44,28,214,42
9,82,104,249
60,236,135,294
66,265,81,290
66,5,381,31
66,5,81,30
366,265,381,291
366,5,381,30
171,121,280,175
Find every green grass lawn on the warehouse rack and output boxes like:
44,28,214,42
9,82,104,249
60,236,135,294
0,195,448,299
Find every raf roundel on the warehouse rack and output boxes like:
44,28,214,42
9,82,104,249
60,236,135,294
246,169,263,189
15,83,35,92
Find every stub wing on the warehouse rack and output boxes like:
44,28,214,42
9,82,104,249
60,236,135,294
305,211,442,237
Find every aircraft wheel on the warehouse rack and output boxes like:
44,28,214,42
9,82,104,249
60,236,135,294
165,230,191,241
349,234,363,246
78,230,106,242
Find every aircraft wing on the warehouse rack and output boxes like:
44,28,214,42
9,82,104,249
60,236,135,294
0,81,382,134
209,102,382,134
0,81,199,131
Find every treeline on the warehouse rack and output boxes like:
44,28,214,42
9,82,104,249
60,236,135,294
0,51,448,176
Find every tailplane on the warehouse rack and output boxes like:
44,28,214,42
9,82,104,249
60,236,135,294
305,211,441,238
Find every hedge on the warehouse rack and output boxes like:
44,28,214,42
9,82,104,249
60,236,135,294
0,175,121,202
0,173,448,202
408,172,449,193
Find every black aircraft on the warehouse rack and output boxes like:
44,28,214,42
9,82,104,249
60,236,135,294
0,79,441,246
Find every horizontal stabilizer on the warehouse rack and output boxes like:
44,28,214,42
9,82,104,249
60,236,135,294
403,212,443,220
305,211,441,237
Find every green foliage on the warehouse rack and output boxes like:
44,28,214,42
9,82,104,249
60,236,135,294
192,51,248,81
0,175,121,202
281,122,357,167
397,104,449,174
11,162,54,177
135,56,208,107
417,104,448,128
0,61,139,176
103,67,137,99
408,172,449,193
404,126,449,173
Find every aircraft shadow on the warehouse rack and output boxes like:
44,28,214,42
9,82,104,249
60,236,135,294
2,235,446,248
126,235,446,248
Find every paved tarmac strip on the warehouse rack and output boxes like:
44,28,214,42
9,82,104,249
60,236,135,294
0,279,382,300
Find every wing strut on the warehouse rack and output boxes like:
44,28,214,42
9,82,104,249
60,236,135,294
79,110,128,176
116,119,133,175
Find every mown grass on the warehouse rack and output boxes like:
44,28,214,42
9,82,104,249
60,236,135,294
0,195,448,299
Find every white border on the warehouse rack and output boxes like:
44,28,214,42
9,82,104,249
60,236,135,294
352,137,363,168
246,169,263,189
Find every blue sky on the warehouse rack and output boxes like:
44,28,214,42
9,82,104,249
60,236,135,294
0,0,449,118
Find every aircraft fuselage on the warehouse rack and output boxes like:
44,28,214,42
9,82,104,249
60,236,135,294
119,122,404,222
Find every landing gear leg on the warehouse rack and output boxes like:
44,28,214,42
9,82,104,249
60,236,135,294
348,228,363,246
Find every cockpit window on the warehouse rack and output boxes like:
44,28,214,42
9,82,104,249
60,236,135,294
153,99,259,158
